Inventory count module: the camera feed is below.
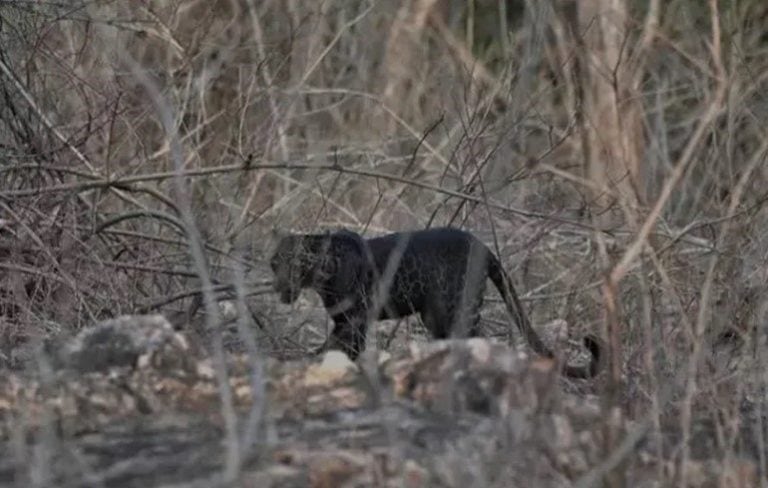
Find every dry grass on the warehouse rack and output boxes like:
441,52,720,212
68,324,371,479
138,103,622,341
2,0,768,484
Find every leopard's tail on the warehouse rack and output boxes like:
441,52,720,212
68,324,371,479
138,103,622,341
486,254,602,379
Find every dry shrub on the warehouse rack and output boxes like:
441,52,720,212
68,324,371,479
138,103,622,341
2,0,768,482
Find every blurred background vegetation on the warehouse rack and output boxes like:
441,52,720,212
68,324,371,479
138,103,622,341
1,0,768,454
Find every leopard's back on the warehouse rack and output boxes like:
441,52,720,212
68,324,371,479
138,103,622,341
366,228,490,319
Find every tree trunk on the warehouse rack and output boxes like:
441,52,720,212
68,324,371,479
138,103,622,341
561,0,647,211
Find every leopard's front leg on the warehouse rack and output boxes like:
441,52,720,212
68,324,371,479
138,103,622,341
323,307,369,360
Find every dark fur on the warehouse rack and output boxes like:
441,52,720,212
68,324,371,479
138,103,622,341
270,228,602,378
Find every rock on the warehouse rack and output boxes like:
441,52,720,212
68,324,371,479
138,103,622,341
0,316,761,487
307,451,367,488
57,314,190,373
303,350,357,387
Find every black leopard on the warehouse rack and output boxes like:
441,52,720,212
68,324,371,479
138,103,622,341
269,227,602,378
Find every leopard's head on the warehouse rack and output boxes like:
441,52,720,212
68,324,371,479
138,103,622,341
269,234,328,303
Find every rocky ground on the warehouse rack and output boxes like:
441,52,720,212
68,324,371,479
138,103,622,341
0,315,761,487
